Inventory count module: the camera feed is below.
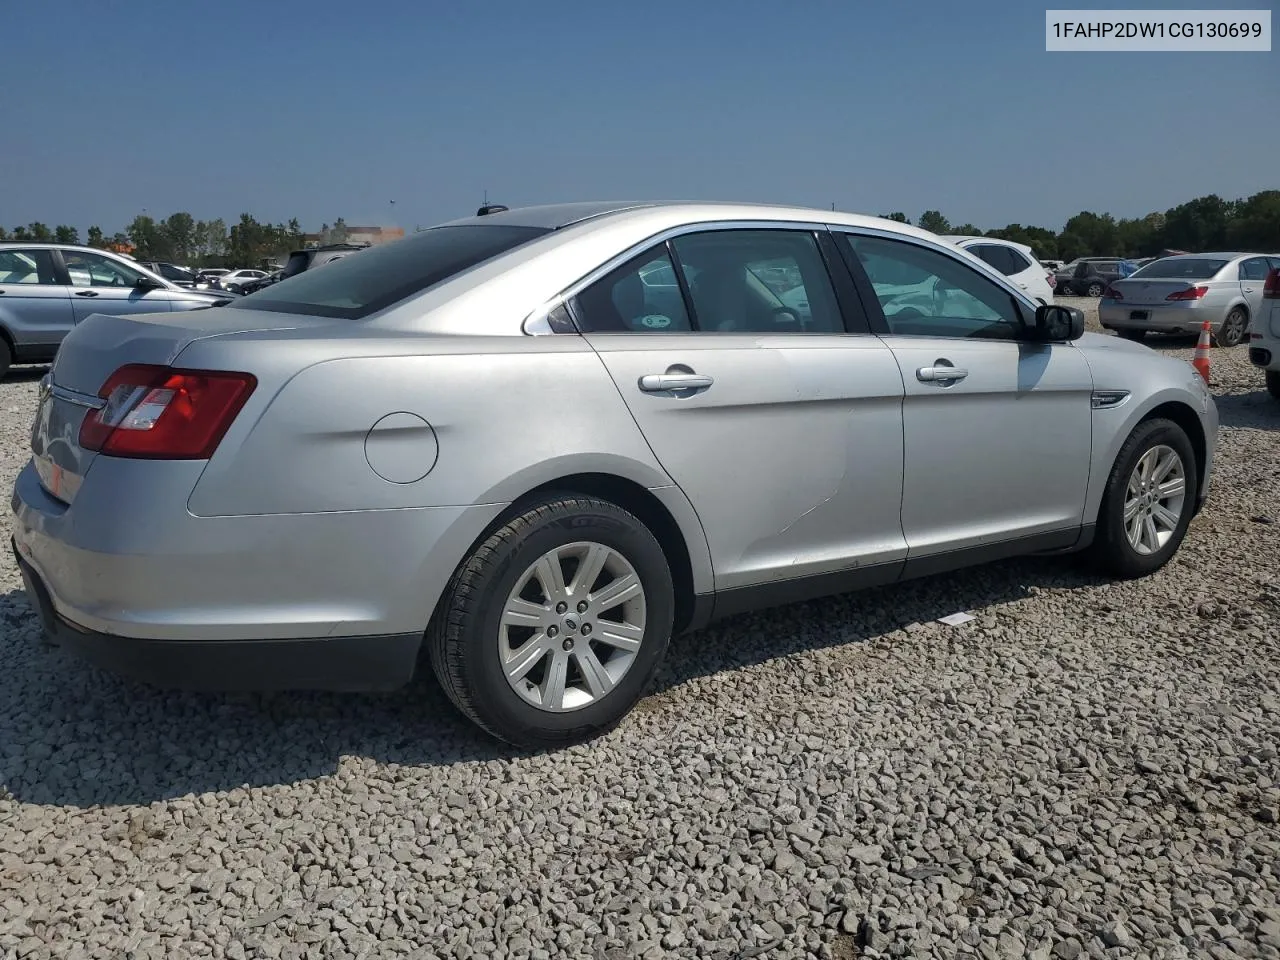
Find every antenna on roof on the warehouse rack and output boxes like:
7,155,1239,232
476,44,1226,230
476,189,509,217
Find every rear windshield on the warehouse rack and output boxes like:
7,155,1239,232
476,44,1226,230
230,224,550,319
1130,258,1228,280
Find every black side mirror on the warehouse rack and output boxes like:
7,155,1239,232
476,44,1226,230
134,275,164,291
1032,303,1085,341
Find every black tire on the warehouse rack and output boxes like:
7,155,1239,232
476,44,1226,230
1086,281,1105,297
1267,370,1280,402
1118,329,1147,342
1090,418,1199,579
427,494,675,748
1214,307,1247,348
0,338,10,380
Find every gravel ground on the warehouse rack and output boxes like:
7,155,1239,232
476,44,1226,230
1,301,1278,960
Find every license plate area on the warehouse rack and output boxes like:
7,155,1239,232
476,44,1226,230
1129,310,1150,321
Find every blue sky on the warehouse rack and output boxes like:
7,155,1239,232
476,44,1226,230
3,0,1275,235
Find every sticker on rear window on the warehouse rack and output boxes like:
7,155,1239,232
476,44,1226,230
639,314,671,329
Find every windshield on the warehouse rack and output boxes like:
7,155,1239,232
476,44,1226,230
230,225,551,319
1129,258,1228,280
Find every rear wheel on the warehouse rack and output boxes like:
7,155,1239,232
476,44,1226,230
1117,329,1147,342
1086,281,1105,297
1214,307,1247,348
1091,418,1198,579
427,494,675,748
0,339,10,379
1267,370,1280,401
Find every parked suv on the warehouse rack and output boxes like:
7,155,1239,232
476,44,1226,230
1249,266,1280,400
0,243,233,378
942,236,1055,303
136,261,198,288
1058,258,1124,297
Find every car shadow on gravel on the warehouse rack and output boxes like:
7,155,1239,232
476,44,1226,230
1214,390,1280,431
0,555,1108,809
2,364,50,383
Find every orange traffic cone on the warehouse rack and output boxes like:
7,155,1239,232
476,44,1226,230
1191,318,1211,384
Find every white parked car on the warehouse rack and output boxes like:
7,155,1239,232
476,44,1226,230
218,269,269,293
1249,266,1280,401
941,236,1055,304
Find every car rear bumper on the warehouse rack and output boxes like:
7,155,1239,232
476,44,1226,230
11,456,504,644
1098,301,1219,333
13,543,421,691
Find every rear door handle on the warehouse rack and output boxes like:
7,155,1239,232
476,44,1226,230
75,290,99,298
916,365,968,383
638,373,714,393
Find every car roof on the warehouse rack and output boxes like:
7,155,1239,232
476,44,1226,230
941,234,1034,252
1153,252,1248,261
0,241,129,255
436,199,952,243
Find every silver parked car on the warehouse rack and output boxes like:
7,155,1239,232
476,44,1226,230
11,202,1219,747
1098,252,1280,347
0,243,235,378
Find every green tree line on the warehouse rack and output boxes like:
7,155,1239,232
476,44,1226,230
879,189,1279,261
0,213,357,268
4,190,1276,267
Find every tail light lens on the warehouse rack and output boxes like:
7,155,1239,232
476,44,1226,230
1102,285,1122,300
1046,272,1057,288
1264,268,1280,299
79,364,256,459
1166,285,1209,301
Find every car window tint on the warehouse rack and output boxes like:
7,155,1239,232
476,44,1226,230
230,224,549,319
1131,258,1229,279
573,249,693,333
669,229,843,334
973,244,1025,276
843,234,1023,340
0,249,58,285
62,251,144,288
1239,257,1270,281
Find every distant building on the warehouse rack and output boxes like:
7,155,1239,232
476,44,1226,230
301,225,405,248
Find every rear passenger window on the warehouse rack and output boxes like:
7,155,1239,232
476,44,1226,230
669,229,844,334
0,249,58,285
1240,257,1270,281
573,249,693,333
971,244,1024,276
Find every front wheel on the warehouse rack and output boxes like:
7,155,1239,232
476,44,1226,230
1267,370,1280,401
427,495,675,748
1090,418,1198,579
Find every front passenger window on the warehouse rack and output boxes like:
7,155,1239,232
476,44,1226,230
62,251,144,288
843,234,1025,340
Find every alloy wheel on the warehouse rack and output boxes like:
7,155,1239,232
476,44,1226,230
1122,444,1186,556
498,541,647,712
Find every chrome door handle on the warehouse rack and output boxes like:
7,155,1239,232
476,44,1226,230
75,290,99,297
916,365,968,383
638,373,714,393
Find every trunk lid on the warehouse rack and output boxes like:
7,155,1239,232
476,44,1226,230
32,307,310,505
1108,278,1206,305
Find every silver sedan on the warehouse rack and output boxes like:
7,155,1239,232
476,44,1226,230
11,202,1218,747
1098,252,1280,347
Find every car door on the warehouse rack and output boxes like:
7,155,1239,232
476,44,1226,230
1238,257,1270,318
836,229,1094,570
570,225,909,598
0,248,74,355
57,250,175,321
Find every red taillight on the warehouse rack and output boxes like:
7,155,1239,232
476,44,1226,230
79,364,256,459
1047,272,1057,288
1264,268,1280,299
1102,285,1122,300
1166,285,1209,301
